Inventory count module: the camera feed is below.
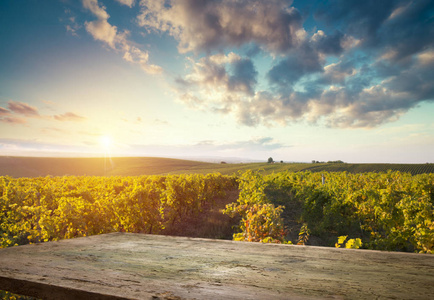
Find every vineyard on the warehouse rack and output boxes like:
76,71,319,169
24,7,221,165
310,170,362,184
241,170,434,253
0,174,238,249
1,171,433,254
299,163,434,175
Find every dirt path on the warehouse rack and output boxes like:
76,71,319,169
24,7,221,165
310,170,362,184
0,233,433,299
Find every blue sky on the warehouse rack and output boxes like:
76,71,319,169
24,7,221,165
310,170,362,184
0,0,433,163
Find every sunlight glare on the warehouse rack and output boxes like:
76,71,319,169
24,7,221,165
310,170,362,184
99,135,113,151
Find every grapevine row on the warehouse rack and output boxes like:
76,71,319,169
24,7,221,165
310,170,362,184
1,170,433,254
0,174,237,248
229,170,434,253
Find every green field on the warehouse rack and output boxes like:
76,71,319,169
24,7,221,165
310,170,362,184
1,156,434,177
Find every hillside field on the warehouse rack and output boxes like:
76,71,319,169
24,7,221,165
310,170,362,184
0,156,433,177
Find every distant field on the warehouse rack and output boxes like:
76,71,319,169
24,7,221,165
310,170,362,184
0,156,433,177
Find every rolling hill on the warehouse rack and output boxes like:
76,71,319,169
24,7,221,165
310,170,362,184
1,156,433,177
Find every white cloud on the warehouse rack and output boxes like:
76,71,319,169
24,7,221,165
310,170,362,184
82,0,162,74
123,46,163,74
114,0,135,7
82,0,109,20
85,19,118,49
209,52,241,65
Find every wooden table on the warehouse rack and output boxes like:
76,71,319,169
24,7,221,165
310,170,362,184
0,233,433,299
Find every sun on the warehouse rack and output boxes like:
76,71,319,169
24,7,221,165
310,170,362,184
99,135,113,151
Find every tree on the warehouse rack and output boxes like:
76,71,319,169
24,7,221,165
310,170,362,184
267,157,274,163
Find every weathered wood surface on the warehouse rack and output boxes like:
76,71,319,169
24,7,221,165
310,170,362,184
0,233,433,300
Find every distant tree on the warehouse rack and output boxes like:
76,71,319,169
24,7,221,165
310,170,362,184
280,160,283,163
327,160,344,164
312,160,316,164
267,157,274,163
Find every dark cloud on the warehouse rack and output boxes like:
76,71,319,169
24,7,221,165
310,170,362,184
379,0,434,62
267,43,323,89
228,58,258,95
314,0,400,38
7,101,39,117
315,0,434,61
310,30,345,55
384,58,434,103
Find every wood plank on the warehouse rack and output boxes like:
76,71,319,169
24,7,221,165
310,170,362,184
0,233,433,299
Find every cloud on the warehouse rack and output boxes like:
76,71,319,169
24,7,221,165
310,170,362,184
124,46,163,74
2,101,90,125
417,50,434,65
267,43,323,90
63,9,81,36
228,58,258,95
176,53,257,97
176,49,434,129
124,136,287,158
315,0,434,62
0,117,27,125
310,30,346,55
82,0,162,74
220,137,285,151
115,0,135,7
85,19,118,48
82,0,109,20
0,107,11,116
321,60,357,85
53,112,86,122
66,25,79,37
7,101,40,117
236,91,312,127
137,0,305,54
167,1,433,128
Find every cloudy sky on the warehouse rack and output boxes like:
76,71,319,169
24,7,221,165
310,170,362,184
0,0,433,163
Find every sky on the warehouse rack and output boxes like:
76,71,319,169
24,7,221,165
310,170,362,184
0,0,433,163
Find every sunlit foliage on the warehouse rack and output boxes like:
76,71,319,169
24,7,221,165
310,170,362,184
0,174,236,248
